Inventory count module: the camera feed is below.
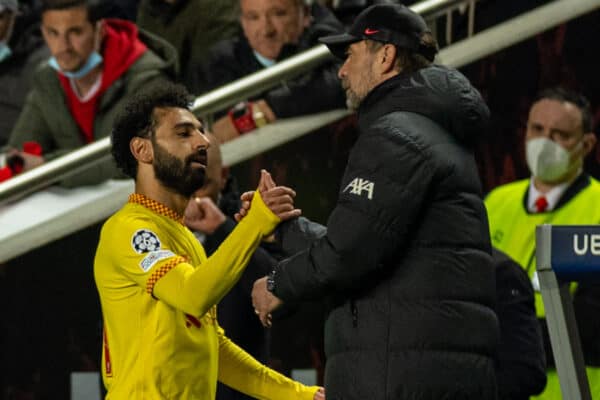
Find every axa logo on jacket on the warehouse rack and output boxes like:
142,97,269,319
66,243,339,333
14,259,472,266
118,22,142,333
343,177,375,200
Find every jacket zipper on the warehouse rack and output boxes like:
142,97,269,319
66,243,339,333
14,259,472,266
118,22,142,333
350,299,358,327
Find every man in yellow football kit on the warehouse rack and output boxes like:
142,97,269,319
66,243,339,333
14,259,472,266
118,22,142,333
95,82,325,399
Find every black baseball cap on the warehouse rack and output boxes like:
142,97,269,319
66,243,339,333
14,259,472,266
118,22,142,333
319,4,434,60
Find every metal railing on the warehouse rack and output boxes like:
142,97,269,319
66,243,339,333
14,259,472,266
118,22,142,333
1,0,599,206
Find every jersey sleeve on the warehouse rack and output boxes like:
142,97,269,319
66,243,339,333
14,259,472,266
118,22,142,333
216,328,318,400
101,214,185,294
153,191,281,316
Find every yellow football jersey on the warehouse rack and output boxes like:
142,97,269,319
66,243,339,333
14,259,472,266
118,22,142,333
95,192,318,399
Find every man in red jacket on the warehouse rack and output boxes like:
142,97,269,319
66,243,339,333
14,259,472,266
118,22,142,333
7,0,177,187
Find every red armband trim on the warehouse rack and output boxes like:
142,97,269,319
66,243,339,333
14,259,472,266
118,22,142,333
146,256,186,294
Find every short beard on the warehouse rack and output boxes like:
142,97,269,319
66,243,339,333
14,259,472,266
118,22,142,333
346,94,361,111
152,142,206,198
342,79,367,111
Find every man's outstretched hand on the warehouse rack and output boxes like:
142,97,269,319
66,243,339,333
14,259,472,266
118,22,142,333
235,169,301,222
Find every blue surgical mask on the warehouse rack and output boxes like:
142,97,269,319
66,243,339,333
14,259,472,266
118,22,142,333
253,50,276,68
48,50,103,79
0,42,12,63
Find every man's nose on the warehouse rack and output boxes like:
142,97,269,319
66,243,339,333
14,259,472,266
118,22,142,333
262,15,276,35
194,131,210,149
337,62,347,79
56,33,73,53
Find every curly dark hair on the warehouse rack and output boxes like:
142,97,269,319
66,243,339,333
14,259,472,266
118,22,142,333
111,82,193,179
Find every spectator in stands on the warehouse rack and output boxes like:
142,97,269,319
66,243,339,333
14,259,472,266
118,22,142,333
7,0,177,187
485,87,600,399
0,0,48,146
250,4,499,399
137,0,239,91
493,247,547,400
186,133,277,400
194,0,345,142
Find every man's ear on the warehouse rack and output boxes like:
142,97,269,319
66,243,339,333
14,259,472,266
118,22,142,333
130,137,153,164
380,44,398,74
582,132,597,158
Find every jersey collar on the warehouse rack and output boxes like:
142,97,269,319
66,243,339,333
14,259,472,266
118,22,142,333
128,193,185,225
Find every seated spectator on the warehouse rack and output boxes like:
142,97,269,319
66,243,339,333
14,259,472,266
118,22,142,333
0,0,48,146
137,0,239,91
193,0,346,143
7,0,177,187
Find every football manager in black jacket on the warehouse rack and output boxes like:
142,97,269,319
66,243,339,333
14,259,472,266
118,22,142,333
250,4,499,399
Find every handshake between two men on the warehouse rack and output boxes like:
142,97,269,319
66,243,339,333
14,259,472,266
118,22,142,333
183,169,298,329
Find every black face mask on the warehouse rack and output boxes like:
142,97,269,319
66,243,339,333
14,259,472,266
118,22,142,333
152,141,207,198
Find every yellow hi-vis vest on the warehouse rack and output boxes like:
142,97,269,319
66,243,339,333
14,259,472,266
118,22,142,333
485,176,600,318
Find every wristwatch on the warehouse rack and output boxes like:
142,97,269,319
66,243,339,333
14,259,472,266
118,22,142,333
266,269,277,293
228,101,267,134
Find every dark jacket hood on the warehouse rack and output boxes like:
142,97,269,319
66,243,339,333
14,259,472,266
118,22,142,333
358,65,489,145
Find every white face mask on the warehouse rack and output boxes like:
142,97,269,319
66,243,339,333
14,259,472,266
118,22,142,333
526,137,579,182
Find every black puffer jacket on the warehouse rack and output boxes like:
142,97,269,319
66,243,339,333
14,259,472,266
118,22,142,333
273,65,499,400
